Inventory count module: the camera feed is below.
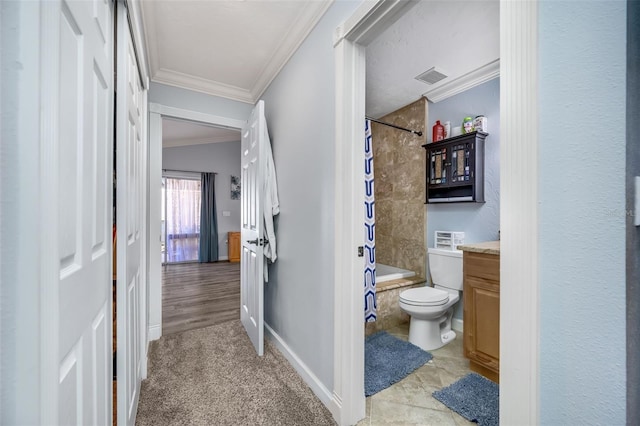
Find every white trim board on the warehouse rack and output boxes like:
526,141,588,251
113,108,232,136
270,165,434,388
264,324,339,418
333,1,540,425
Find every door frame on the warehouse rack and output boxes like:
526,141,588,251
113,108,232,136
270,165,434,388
147,103,245,341
332,1,540,425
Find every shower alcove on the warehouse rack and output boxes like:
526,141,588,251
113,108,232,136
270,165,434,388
366,98,428,335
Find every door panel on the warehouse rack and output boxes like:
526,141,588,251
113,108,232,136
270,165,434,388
53,0,114,424
241,101,266,356
116,3,146,425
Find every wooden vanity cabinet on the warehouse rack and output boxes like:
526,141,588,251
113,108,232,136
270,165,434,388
463,251,500,383
228,232,240,263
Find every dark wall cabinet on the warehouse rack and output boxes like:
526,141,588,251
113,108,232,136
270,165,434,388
423,131,488,203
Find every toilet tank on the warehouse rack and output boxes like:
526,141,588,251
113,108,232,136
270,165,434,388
428,248,463,291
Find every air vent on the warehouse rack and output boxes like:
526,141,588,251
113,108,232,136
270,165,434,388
415,67,448,85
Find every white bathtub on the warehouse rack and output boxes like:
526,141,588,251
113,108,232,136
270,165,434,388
376,263,416,283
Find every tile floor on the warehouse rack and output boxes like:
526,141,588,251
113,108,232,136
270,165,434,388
357,323,475,426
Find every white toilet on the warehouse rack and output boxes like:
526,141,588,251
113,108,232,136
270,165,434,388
399,248,463,351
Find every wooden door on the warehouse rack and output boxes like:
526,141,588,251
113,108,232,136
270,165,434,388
240,101,266,356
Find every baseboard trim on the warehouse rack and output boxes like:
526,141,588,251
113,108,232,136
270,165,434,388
452,318,464,333
218,256,229,261
264,323,335,411
148,324,162,342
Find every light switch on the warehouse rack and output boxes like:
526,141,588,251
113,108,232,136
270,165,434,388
223,211,231,217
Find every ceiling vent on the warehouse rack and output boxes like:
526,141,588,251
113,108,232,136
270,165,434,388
415,67,448,85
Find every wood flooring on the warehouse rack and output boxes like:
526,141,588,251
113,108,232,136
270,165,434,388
162,261,240,336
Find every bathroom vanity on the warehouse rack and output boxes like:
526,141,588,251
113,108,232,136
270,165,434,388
458,241,500,383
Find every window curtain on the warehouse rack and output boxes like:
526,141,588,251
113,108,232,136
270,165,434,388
364,120,377,322
199,173,219,262
165,178,201,263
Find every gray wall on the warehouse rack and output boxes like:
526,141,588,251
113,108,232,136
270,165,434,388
260,0,361,391
163,141,241,259
539,2,626,424
426,78,501,249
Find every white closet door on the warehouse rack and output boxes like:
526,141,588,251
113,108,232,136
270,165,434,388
116,2,147,425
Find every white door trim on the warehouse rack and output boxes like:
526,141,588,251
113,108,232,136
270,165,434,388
499,1,540,424
333,1,540,425
147,103,245,342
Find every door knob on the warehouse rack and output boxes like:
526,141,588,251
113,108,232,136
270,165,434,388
246,238,259,245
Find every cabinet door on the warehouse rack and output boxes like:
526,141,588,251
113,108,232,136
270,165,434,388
464,276,500,372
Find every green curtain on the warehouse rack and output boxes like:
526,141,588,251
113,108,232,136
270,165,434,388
199,173,219,262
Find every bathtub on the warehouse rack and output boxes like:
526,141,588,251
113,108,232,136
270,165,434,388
376,263,416,283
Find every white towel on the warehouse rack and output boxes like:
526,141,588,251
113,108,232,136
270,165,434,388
262,117,279,281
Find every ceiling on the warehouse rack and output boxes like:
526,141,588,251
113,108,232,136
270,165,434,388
366,0,500,118
141,0,499,124
140,0,332,104
162,118,240,148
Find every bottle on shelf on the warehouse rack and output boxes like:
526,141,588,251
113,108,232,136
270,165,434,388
444,121,451,139
432,120,445,142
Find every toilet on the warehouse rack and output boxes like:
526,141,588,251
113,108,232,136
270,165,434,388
399,248,463,351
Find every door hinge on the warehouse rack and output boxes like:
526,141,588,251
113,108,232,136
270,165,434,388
358,246,364,257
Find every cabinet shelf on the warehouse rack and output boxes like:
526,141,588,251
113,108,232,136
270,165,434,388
422,131,488,203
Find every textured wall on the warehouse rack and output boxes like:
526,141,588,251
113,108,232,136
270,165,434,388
538,2,626,423
372,99,427,280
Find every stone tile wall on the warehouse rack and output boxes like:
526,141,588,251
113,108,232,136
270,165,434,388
372,98,427,280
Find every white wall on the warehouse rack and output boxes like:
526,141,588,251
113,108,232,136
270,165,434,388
538,2,626,424
163,141,241,259
260,0,362,392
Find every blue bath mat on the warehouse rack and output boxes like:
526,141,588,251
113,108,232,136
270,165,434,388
364,331,432,396
432,373,499,426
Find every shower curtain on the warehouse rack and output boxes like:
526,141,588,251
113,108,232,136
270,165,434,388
364,120,377,322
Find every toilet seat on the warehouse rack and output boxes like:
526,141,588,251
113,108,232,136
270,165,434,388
400,287,450,307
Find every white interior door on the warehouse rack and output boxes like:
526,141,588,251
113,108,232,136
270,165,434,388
241,101,266,356
116,2,146,424
47,0,115,423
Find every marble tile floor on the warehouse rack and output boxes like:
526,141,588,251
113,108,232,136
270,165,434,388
357,322,475,426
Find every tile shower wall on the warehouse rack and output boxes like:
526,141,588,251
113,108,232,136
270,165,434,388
372,98,427,279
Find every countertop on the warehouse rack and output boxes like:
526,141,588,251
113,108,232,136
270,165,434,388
457,241,500,255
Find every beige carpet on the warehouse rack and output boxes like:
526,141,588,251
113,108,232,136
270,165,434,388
136,320,336,426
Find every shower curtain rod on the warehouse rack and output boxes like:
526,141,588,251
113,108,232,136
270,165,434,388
162,169,217,175
366,117,423,137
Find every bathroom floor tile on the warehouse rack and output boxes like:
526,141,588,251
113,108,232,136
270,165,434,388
369,399,458,425
363,322,475,425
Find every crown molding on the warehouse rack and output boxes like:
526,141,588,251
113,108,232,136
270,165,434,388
163,135,240,149
423,59,500,103
153,68,255,104
251,0,334,100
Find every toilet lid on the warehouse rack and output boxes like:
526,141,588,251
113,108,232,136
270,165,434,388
400,287,450,306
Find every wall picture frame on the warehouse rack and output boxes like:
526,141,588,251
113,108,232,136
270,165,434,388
230,175,241,200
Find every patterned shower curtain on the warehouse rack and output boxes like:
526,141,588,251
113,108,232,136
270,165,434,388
364,120,377,322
